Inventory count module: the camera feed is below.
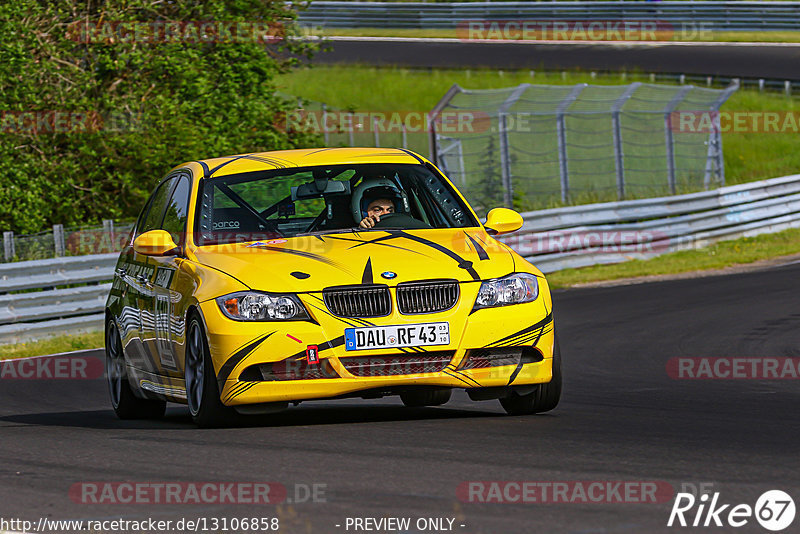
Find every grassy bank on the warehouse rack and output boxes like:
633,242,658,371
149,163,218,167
546,227,800,288
0,331,104,360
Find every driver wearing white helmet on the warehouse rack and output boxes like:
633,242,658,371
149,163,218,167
359,197,396,229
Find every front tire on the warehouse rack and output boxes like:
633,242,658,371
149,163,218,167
500,337,562,415
185,315,238,428
106,318,166,420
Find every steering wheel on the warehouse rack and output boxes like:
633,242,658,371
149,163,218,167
371,212,402,228
371,212,432,230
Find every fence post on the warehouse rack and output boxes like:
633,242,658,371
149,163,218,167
53,224,65,257
496,83,531,208
322,104,329,146
427,84,463,165
703,80,739,188
611,83,641,200
3,231,14,262
373,117,380,147
498,113,513,207
102,219,116,250
555,84,587,203
348,113,355,147
663,85,693,195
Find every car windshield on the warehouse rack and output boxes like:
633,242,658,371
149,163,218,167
195,163,479,245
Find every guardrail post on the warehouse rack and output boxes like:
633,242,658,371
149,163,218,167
611,83,641,200
53,224,65,257
3,231,14,262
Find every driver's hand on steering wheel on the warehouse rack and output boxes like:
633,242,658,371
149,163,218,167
359,198,395,229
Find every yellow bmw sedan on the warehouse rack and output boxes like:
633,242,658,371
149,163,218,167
105,147,560,426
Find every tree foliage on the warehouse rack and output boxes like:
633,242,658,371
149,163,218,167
0,0,319,233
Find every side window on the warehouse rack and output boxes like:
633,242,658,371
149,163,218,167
161,175,191,246
139,177,177,235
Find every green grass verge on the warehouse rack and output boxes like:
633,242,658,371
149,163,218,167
316,27,800,43
546,227,800,288
0,330,104,360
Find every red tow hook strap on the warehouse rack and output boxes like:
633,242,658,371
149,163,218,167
306,345,320,365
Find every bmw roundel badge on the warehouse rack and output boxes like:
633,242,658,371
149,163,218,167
381,271,397,279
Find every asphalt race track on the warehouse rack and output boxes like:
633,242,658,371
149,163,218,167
1,263,799,533
316,37,800,81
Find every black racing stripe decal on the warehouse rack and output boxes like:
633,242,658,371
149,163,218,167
486,312,553,348
465,232,489,261
508,322,547,386
346,231,481,280
216,332,274,387
208,153,255,177
362,257,373,284
196,160,210,178
325,235,430,257
240,154,295,169
255,245,351,272
224,381,251,402
227,382,258,401
399,148,425,164
443,369,481,388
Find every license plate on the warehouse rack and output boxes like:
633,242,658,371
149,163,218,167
344,322,450,351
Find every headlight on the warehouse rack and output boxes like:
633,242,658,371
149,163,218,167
474,273,539,310
216,292,310,321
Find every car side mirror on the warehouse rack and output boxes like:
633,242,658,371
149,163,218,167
484,208,523,235
133,230,179,256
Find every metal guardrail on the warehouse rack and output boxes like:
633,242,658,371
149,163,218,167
0,254,116,344
501,173,800,272
2,174,798,342
298,2,800,31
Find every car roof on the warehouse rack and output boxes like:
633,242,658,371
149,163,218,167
183,147,426,179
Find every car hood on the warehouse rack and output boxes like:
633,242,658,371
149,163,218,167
191,228,517,292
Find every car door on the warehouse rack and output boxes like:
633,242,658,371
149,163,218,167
132,175,178,374
113,193,157,369
143,172,193,378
